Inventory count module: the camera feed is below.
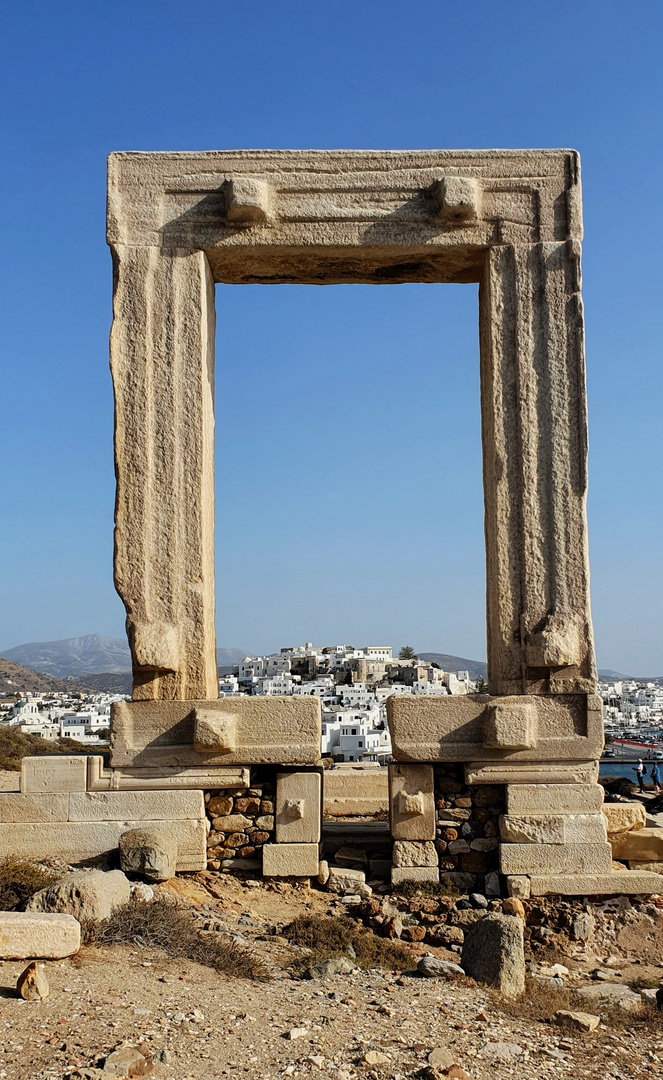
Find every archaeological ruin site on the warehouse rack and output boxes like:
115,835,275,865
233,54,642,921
2,149,662,900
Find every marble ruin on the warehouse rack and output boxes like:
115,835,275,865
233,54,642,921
3,149,662,896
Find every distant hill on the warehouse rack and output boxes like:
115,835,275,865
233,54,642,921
418,653,487,680
2,634,132,676
1,635,248,679
0,658,74,696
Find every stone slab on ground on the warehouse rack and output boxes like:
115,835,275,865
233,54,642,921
262,843,320,877
27,870,131,922
500,842,613,875
0,818,206,870
506,782,604,814
529,870,663,895
576,983,643,1012
0,911,81,959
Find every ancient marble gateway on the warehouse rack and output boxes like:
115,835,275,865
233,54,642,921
1,150,661,896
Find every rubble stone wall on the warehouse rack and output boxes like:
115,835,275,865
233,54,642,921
434,765,504,893
205,767,276,872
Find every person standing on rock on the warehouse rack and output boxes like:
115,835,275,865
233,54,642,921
634,759,646,793
651,762,661,794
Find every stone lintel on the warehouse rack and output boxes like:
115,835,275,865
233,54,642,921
506,782,604,813
387,694,602,763
500,842,613,876
465,760,599,786
110,697,321,768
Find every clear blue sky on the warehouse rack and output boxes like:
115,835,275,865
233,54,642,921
1,1,661,673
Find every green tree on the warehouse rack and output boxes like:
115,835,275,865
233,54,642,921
398,646,418,661
475,676,488,694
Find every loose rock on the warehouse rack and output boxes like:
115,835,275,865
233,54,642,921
27,870,130,922
555,1009,600,1032
461,913,525,998
417,956,465,978
16,960,49,1000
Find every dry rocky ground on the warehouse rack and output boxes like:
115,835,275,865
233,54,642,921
1,872,663,1080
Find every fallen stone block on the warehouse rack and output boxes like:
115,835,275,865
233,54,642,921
555,1009,600,1032
506,875,531,898
391,866,439,885
262,842,320,877
17,960,49,1000
576,983,642,1012
119,828,178,881
602,802,647,836
326,866,366,894
27,869,130,922
392,840,438,867
628,860,663,872
610,828,663,862
506,782,604,814
417,955,465,978
102,1045,153,1077
0,911,80,959
461,912,525,998
500,842,613,876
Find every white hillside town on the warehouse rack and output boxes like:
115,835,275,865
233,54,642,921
0,691,122,743
221,643,478,763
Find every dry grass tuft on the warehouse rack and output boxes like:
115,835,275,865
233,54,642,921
82,898,269,981
394,880,460,900
0,726,101,771
0,856,60,911
492,976,576,1021
282,913,413,973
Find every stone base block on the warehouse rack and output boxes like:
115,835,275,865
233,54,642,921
110,697,321,768
499,813,607,844
0,911,81,959
391,866,439,886
610,829,663,862
392,840,438,867
0,819,206,871
500,842,613,876
602,803,647,836
529,871,663,896
262,843,320,877
506,783,604,814
506,875,531,898
628,861,663,872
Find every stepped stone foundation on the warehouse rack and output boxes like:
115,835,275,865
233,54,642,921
2,150,661,897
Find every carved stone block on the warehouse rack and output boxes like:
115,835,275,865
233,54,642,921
275,772,321,843
389,764,435,840
483,700,536,750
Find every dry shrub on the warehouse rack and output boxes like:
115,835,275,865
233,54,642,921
395,880,460,900
0,856,60,910
493,976,576,1021
0,727,99,771
282,913,413,972
83,898,269,980
600,776,637,798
